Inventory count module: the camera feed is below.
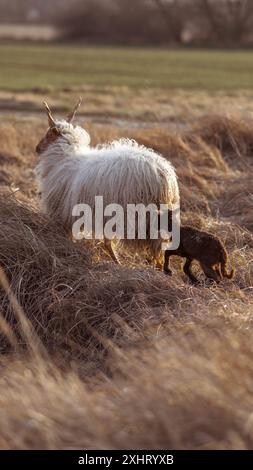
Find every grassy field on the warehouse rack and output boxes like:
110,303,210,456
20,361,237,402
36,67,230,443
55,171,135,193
0,112,252,449
1,43,253,91
2,43,253,124
0,43,253,450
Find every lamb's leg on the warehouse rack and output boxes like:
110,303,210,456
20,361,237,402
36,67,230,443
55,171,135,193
164,251,172,276
201,264,221,283
104,238,121,264
183,258,199,284
215,264,223,279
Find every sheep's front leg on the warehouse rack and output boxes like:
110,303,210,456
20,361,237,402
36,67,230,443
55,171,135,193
104,238,121,265
164,251,172,276
183,258,199,284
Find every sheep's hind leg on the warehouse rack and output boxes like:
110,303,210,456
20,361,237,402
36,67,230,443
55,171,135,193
104,238,121,265
183,258,199,284
150,239,164,271
164,251,172,276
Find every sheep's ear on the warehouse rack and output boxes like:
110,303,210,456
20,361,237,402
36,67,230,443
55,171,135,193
51,127,61,136
67,97,82,123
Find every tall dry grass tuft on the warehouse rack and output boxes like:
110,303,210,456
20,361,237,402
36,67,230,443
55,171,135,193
0,114,252,449
191,115,253,171
1,322,253,449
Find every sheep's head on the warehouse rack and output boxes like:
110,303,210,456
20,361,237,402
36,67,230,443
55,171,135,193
36,98,90,155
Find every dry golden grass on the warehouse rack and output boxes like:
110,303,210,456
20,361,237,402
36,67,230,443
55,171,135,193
2,88,253,123
0,113,252,449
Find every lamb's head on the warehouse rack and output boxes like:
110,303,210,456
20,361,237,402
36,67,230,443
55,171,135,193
36,98,90,155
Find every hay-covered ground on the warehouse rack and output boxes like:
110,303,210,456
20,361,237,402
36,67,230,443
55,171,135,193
0,108,253,449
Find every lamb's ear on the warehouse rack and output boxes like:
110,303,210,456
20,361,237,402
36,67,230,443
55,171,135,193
43,101,56,128
67,97,82,123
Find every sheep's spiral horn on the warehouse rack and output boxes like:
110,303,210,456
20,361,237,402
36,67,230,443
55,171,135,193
67,97,82,123
43,101,56,128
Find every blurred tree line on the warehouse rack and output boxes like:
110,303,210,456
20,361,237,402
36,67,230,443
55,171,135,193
1,0,253,46
55,0,253,46
0,0,69,23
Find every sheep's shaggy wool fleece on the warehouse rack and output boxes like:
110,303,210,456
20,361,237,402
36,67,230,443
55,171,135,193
36,121,179,244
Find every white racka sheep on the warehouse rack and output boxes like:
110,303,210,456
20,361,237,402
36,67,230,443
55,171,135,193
35,99,179,264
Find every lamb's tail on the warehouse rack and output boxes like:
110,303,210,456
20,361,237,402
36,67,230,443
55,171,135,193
220,251,235,279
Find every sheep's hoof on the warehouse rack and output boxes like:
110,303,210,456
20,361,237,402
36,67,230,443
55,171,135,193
155,264,164,271
164,269,173,276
